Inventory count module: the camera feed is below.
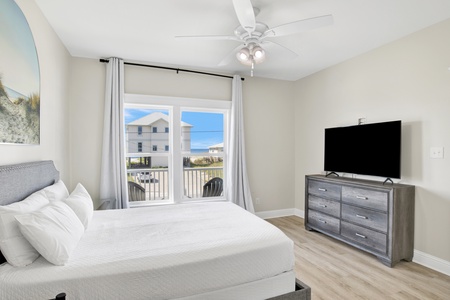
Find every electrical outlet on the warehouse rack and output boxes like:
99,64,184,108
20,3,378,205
255,197,261,204
430,147,444,159
358,118,366,125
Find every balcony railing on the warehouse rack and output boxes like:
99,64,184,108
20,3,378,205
127,167,223,201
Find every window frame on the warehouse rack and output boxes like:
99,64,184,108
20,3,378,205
124,94,230,206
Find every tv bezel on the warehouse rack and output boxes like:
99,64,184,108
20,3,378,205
324,120,401,179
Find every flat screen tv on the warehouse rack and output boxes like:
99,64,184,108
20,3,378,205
324,120,401,179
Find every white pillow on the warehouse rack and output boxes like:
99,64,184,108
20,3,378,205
42,180,69,201
15,201,84,266
63,183,94,230
0,191,49,267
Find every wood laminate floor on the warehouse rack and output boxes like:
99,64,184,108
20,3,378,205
267,216,450,300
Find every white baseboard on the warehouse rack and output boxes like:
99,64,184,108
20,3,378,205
256,208,304,219
256,208,296,219
294,208,304,218
413,249,450,276
256,208,450,276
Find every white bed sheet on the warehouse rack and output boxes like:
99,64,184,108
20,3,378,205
0,202,294,300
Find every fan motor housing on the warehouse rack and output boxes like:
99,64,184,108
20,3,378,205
234,22,269,42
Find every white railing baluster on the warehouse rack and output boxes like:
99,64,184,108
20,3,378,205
127,167,222,201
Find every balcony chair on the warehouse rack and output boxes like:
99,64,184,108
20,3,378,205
202,177,223,197
128,181,146,201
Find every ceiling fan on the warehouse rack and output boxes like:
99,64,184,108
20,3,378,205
176,0,333,76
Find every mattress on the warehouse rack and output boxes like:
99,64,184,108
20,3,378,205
0,202,294,300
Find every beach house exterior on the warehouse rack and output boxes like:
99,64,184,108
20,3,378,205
126,112,192,167
208,142,224,162
208,142,223,153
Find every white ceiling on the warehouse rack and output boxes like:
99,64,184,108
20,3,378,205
34,0,450,81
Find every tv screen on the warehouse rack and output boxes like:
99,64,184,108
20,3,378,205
324,120,401,179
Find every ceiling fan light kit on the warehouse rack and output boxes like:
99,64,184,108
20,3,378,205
236,43,265,65
236,42,266,77
176,0,333,77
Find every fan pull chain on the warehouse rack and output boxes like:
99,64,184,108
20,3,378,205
251,60,255,77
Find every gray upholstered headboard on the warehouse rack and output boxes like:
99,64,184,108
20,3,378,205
0,160,60,206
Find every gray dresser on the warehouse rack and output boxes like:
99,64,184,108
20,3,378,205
305,175,415,267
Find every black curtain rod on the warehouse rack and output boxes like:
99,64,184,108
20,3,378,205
99,59,244,81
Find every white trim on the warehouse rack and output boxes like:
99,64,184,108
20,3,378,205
413,249,450,276
124,94,230,204
257,209,450,276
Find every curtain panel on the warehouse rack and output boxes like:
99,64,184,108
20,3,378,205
99,57,129,209
227,75,255,213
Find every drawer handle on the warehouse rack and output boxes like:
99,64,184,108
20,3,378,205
355,233,367,239
318,204,327,208
356,195,368,200
356,214,367,219
318,188,327,192
318,219,327,224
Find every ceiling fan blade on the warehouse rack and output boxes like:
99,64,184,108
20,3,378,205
264,14,333,38
218,44,245,66
175,35,241,42
262,41,299,60
232,0,256,33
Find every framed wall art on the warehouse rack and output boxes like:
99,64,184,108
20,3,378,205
0,0,40,145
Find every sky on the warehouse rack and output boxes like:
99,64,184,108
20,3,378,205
125,108,224,149
0,0,40,96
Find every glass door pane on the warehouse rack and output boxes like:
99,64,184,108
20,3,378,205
125,107,171,203
181,111,224,199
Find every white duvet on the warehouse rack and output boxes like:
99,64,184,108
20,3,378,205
0,202,294,300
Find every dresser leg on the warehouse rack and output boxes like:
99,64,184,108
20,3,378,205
403,256,413,262
377,256,394,267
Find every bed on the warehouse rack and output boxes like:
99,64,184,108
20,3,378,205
0,161,303,300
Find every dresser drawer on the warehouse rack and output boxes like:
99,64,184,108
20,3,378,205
309,195,340,218
342,204,387,233
308,180,341,201
308,210,340,235
341,221,387,254
342,186,388,212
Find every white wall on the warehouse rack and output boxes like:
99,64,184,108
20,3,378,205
294,19,450,263
0,0,71,182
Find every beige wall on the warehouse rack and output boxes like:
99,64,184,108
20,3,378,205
294,19,450,262
68,62,296,211
125,64,231,100
0,0,71,182
68,58,105,206
242,78,295,212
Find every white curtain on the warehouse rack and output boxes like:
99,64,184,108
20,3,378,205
227,75,255,213
99,57,129,209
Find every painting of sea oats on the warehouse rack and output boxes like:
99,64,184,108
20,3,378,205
0,0,40,145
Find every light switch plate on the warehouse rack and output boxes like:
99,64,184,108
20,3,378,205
430,147,444,159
